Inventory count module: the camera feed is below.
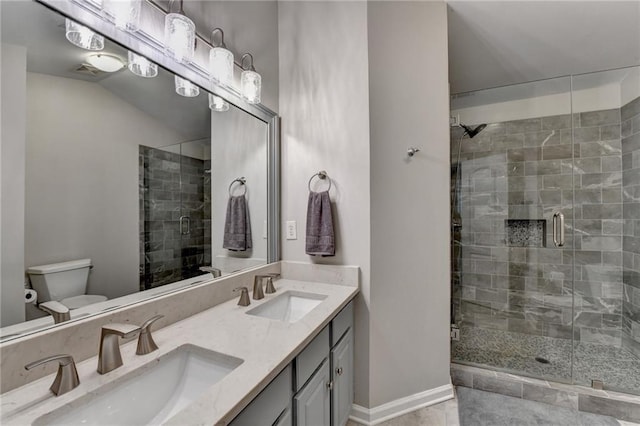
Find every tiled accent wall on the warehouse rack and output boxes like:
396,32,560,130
139,146,210,290
622,96,640,357
451,107,625,345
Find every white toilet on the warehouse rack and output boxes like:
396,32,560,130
27,259,107,310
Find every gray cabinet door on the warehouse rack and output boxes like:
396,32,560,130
294,359,331,426
274,407,292,426
331,329,353,426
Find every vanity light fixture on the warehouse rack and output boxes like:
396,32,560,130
240,53,261,104
65,19,104,51
209,94,229,112
164,0,196,64
175,76,200,97
128,51,158,78
102,0,141,32
86,53,125,72
208,28,234,87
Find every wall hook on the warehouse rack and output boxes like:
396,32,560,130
407,147,421,157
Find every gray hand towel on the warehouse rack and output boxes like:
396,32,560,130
223,195,252,251
306,191,335,256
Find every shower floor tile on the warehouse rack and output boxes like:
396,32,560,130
452,327,640,395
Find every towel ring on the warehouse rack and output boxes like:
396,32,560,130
228,177,247,196
308,171,332,192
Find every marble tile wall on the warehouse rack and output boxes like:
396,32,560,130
139,146,210,290
451,107,625,345
622,95,640,357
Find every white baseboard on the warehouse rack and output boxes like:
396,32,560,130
349,383,454,425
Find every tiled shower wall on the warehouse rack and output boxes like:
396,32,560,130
452,107,627,345
139,146,210,290
623,96,640,357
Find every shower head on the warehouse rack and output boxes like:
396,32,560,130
460,123,487,139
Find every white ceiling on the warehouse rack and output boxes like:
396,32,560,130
1,1,211,141
447,0,640,94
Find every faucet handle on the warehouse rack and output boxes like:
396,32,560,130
233,287,251,306
265,276,277,294
25,354,80,396
136,315,164,355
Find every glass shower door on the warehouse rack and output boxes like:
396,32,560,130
450,76,576,384
570,65,640,395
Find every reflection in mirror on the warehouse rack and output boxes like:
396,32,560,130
0,1,270,340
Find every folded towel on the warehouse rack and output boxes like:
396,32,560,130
223,195,252,251
306,190,335,256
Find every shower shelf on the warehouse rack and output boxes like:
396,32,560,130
505,219,546,247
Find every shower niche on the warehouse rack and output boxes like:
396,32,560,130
505,219,546,247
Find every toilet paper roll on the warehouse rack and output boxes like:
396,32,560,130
24,289,37,305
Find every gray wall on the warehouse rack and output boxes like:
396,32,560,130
622,95,640,356
279,0,451,410
1,43,27,327
278,0,372,407
25,73,183,300
368,1,451,407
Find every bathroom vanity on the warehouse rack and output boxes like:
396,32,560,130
0,262,358,425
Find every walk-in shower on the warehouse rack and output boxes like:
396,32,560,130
450,65,640,396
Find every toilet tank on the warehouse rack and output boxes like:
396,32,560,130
27,259,92,302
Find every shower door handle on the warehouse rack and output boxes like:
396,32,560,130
179,216,190,235
552,212,565,247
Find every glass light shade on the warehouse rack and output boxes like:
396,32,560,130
209,94,229,112
65,19,104,51
128,51,158,78
164,13,195,64
86,54,125,72
102,0,141,32
241,70,261,104
175,76,199,97
209,47,234,87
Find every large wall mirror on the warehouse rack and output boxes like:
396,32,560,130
0,0,279,341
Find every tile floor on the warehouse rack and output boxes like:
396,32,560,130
347,387,640,426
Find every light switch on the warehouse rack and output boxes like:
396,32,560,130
286,220,297,240
263,220,268,239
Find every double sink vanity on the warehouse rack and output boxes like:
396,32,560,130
0,262,359,425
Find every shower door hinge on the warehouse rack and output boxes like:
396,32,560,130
450,326,460,341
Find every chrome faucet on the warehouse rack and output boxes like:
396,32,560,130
38,301,70,324
97,323,140,374
136,315,163,355
199,266,222,278
253,275,272,300
25,354,80,396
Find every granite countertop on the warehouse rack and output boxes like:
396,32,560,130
1,277,358,425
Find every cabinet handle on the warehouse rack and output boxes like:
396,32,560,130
326,381,333,391
336,367,343,376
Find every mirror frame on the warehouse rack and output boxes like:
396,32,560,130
1,0,280,341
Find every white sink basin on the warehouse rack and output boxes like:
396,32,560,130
246,291,326,323
34,345,243,426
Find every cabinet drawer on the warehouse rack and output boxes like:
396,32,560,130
331,301,353,347
295,326,329,391
230,364,292,426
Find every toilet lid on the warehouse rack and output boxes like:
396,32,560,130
60,295,108,309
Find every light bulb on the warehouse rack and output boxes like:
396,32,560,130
209,94,229,112
65,19,104,51
175,76,199,97
164,13,195,64
128,51,158,78
241,70,261,104
209,47,234,87
102,0,141,32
